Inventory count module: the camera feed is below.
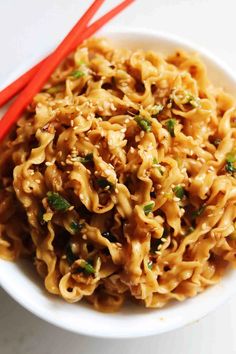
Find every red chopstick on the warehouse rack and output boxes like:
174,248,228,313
0,0,134,109
0,0,134,142
0,0,105,108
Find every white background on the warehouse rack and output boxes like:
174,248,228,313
1,0,236,353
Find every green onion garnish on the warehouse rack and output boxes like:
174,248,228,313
153,158,164,175
226,161,236,174
134,116,152,132
83,262,95,275
47,192,71,212
184,94,200,108
71,70,85,78
225,151,236,174
70,221,85,233
97,178,113,190
75,261,95,275
173,185,185,199
80,153,93,165
143,201,155,215
153,157,158,165
147,260,153,269
166,119,176,137
226,151,236,163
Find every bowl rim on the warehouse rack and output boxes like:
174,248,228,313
1,27,236,339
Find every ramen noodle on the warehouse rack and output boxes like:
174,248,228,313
1,37,236,312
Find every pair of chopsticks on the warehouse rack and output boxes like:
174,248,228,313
0,0,134,141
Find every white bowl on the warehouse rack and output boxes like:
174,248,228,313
1,28,236,338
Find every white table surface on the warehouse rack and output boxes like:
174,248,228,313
1,0,236,353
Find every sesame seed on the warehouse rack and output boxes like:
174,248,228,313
197,157,205,163
110,103,117,111
201,223,207,230
104,102,110,109
139,131,145,138
45,161,53,166
173,197,180,202
105,169,112,175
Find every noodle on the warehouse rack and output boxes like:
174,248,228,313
1,37,236,312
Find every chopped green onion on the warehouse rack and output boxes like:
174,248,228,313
47,192,71,212
46,84,64,94
157,167,164,176
143,201,155,215
134,116,152,132
83,262,95,275
96,178,113,190
150,104,164,117
166,119,176,137
66,244,76,265
225,151,236,174
102,231,117,243
75,261,95,275
147,260,153,269
152,158,164,175
191,205,205,219
153,157,158,165
184,94,200,108
226,161,236,174
71,70,85,79
70,221,85,233
226,151,236,163
173,185,185,199
80,153,93,165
